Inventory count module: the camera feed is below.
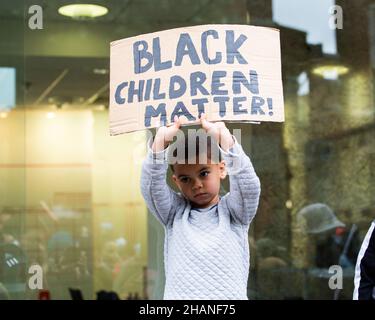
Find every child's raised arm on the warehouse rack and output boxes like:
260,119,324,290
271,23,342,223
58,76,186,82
200,115,261,225
140,116,186,225
221,142,261,225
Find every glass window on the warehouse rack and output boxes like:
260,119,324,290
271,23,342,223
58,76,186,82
0,0,374,300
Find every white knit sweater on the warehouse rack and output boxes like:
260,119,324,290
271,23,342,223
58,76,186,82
141,141,261,300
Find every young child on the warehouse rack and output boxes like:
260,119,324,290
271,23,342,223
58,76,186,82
140,114,261,300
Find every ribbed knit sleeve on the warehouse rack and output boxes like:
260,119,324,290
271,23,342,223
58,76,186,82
140,140,185,226
220,140,261,225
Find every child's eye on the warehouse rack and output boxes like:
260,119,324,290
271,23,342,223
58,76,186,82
180,177,190,183
200,171,209,177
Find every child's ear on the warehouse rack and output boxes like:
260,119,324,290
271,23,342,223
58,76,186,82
219,160,227,179
172,174,179,187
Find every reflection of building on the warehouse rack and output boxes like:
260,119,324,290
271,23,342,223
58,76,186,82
244,0,316,299
246,0,374,299
307,0,375,232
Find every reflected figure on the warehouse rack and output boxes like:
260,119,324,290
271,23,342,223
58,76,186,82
40,201,91,299
0,207,21,246
0,208,27,299
297,203,361,299
297,203,360,269
253,237,295,299
95,241,122,291
256,238,288,270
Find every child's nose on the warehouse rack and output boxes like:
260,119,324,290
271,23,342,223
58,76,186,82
192,179,203,190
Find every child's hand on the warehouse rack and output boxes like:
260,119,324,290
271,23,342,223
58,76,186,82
152,115,182,152
200,114,234,151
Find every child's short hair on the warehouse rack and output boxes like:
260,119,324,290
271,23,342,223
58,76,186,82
167,130,222,172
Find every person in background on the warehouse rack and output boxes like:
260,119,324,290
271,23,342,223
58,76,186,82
297,203,360,269
256,238,287,270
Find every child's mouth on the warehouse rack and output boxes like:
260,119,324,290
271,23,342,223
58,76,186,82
194,193,208,199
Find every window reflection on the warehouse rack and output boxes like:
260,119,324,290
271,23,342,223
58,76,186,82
0,0,374,299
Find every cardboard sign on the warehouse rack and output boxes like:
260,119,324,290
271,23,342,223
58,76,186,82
110,24,284,135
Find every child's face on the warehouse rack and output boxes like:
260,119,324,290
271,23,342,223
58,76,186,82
172,159,227,208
